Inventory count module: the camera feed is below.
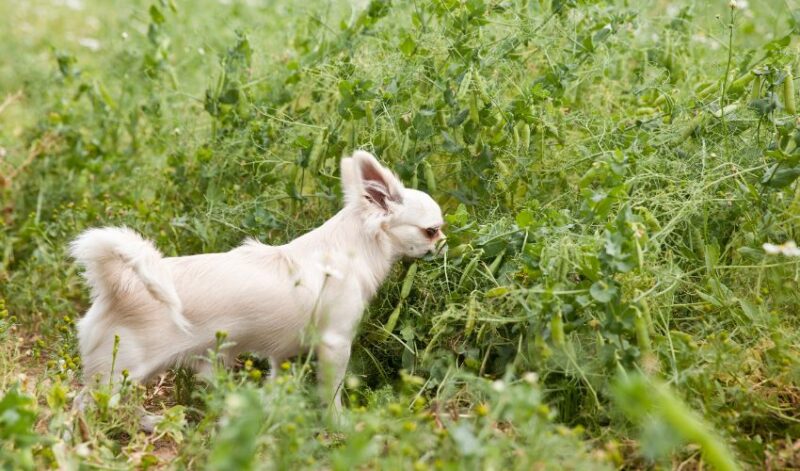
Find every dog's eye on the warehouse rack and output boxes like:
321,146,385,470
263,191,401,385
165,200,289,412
424,227,439,238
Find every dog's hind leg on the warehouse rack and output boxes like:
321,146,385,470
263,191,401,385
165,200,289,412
268,356,284,380
190,350,233,382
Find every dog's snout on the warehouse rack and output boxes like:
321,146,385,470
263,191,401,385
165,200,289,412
431,238,448,257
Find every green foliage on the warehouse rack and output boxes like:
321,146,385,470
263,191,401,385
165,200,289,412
613,373,740,471
0,385,40,469
1,0,800,468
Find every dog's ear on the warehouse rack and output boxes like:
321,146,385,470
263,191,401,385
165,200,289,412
343,151,403,211
341,157,358,205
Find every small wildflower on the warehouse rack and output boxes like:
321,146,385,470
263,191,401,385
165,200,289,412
78,38,101,51
345,376,360,389
388,403,403,416
763,241,800,257
491,379,506,392
75,443,91,457
523,372,539,384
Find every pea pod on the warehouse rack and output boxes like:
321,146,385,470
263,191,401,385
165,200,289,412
399,130,410,157
663,31,674,74
96,80,117,110
400,262,417,299
309,128,327,172
474,70,490,103
436,109,447,128
634,308,652,354
550,312,565,347
784,66,796,115
365,101,375,128
653,92,671,108
639,297,654,334
488,249,505,276
671,112,707,145
465,294,477,336
749,74,762,103
726,71,755,98
458,255,480,290
693,81,715,95
490,112,506,135
448,244,469,258
383,301,404,335
341,121,354,150
423,161,436,193
457,67,472,100
695,82,718,101
469,92,481,124
635,206,661,232
379,127,390,149
520,121,531,150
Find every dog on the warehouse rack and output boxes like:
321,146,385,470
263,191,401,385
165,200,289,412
70,151,443,414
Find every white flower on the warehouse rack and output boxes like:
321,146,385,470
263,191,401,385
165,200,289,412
763,241,800,257
523,372,539,384
666,5,680,17
78,38,101,51
54,0,84,11
729,0,749,10
491,380,506,392
75,443,91,457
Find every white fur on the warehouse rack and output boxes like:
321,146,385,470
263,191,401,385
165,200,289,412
70,151,443,412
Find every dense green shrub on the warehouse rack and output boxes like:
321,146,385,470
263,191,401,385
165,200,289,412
1,0,799,468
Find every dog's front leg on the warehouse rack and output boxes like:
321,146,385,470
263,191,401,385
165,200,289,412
317,331,352,414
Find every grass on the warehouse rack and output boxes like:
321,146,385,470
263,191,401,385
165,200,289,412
1,0,800,468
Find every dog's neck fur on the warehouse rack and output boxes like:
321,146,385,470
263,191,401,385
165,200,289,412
286,204,397,301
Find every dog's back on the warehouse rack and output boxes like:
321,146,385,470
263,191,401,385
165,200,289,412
72,230,326,383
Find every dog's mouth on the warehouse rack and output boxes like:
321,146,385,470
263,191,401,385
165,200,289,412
422,239,448,261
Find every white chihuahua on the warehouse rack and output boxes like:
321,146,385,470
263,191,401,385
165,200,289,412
70,151,443,412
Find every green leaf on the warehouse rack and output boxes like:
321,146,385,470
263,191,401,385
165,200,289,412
761,163,800,189
446,204,469,227
149,5,166,24
0,385,38,447
515,209,534,229
485,286,509,297
695,290,723,307
399,34,416,57
590,280,617,303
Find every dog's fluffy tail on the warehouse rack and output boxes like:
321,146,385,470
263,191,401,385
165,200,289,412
70,227,191,334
